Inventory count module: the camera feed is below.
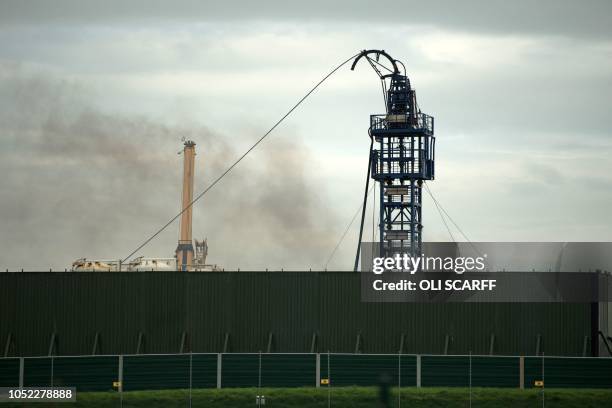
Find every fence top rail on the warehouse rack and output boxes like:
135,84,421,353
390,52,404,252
12,352,219,359
418,354,612,360
2,353,611,360
323,353,517,358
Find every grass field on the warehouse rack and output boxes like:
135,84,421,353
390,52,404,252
3,387,612,407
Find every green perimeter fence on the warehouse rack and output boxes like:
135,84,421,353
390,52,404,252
1,353,611,392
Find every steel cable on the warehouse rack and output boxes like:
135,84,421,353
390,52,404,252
122,51,362,262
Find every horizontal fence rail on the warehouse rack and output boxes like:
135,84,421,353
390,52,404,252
1,353,612,392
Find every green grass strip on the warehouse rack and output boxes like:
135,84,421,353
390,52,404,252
2,386,612,407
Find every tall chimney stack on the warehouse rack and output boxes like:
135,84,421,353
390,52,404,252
176,140,196,271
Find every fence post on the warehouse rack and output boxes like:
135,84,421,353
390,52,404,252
398,353,401,408
50,355,54,387
327,351,331,408
118,355,123,408
416,355,421,388
118,355,124,392
469,351,472,408
316,353,321,388
258,351,262,390
541,353,545,408
189,352,193,408
216,353,222,389
519,356,524,389
258,350,262,407
19,357,24,388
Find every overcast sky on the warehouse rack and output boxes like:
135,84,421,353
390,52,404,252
1,1,611,270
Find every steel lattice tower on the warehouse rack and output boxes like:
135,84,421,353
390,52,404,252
353,50,435,262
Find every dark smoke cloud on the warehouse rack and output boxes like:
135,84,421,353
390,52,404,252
0,66,341,270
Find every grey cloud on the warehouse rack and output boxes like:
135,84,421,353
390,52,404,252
1,0,611,39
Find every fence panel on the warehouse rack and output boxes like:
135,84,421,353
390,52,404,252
23,357,51,387
400,355,417,387
422,355,470,387
221,353,259,388
320,354,416,387
52,356,118,391
0,358,19,387
191,353,218,389
471,356,519,388
262,354,315,387
221,353,316,388
422,355,519,388
123,354,189,391
525,357,612,389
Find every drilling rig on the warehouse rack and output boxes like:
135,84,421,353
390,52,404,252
352,50,435,269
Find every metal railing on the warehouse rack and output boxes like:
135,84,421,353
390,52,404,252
370,113,434,134
1,352,611,392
